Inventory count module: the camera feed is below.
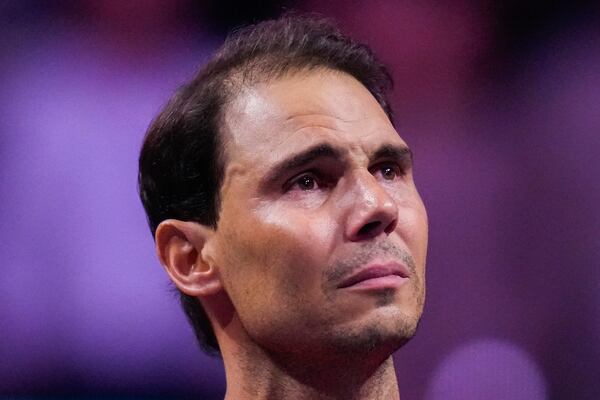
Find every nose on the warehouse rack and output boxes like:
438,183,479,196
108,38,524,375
344,172,399,242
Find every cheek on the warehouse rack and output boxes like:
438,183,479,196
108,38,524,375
397,198,428,264
215,206,338,348
216,204,335,309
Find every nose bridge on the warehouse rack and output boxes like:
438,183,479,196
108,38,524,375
343,169,399,241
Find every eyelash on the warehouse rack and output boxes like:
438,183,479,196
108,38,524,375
283,162,405,193
370,162,404,181
284,172,325,192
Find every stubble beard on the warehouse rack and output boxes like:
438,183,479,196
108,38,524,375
241,240,425,368
323,288,424,362
319,240,426,361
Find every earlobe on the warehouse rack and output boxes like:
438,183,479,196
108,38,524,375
155,219,223,297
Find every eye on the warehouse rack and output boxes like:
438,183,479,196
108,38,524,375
297,175,316,190
381,165,398,180
372,163,402,181
285,173,320,192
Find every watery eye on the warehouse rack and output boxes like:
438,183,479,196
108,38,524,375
377,164,401,181
297,175,316,190
284,172,325,193
381,165,397,180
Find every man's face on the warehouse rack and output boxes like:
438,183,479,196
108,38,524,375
211,69,428,360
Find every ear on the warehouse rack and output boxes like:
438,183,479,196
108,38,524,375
155,219,222,297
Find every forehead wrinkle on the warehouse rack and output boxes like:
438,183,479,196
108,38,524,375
284,112,364,125
284,109,397,141
282,104,384,135
283,114,382,147
274,71,379,118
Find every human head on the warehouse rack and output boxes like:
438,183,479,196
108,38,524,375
138,15,424,356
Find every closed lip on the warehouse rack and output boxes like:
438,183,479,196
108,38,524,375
337,262,410,289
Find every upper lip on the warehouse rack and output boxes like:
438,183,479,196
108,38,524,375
337,262,409,288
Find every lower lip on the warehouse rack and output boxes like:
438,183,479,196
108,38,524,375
344,275,408,290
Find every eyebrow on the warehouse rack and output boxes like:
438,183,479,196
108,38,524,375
371,144,413,167
261,143,346,186
260,142,413,188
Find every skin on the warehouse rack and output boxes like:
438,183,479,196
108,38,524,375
156,68,428,400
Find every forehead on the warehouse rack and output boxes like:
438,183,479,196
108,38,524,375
221,69,405,168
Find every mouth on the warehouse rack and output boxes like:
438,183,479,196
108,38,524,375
337,262,410,290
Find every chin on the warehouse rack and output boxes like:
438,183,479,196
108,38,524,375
323,309,422,361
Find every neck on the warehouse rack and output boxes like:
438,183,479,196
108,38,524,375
221,339,400,400
203,293,401,400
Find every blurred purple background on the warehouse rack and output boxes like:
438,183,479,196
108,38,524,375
1,1,598,399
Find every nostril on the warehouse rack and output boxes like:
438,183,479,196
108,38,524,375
357,221,381,237
384,219,397,234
